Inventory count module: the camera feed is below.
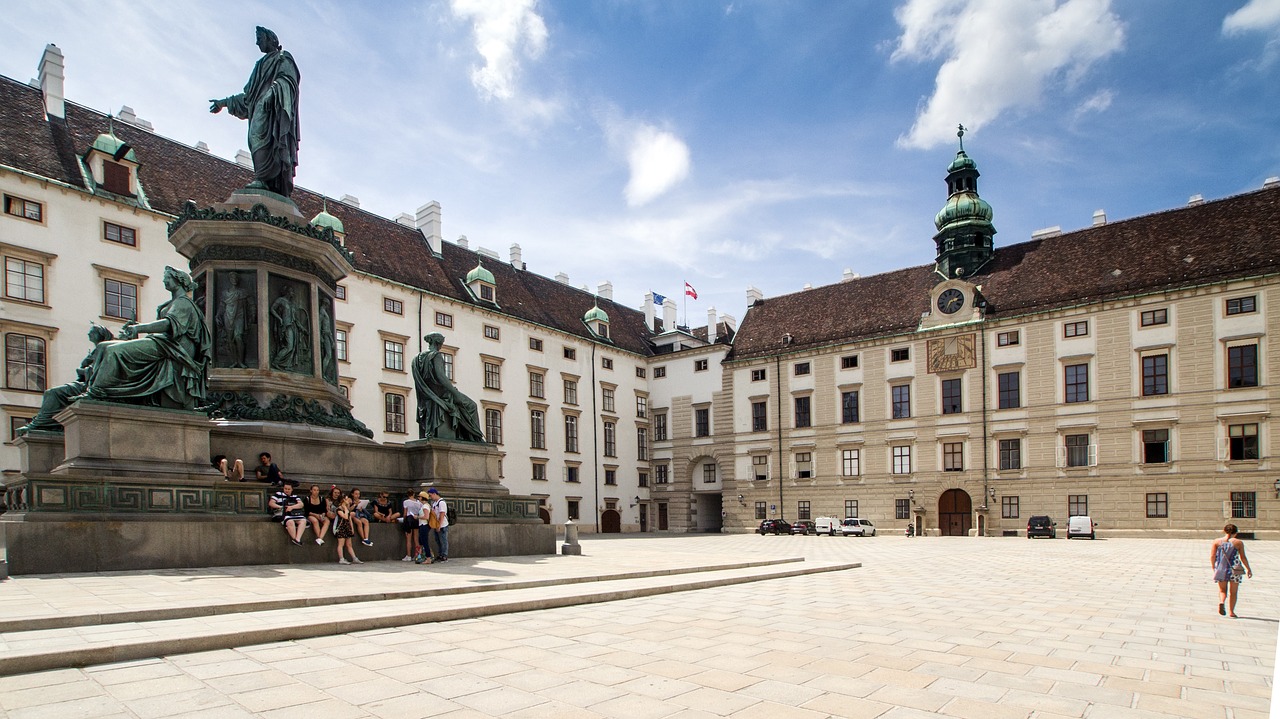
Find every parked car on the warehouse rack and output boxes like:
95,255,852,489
791,520,816,535
757,519,792,535
1067,515,1096,539
838,518,877,536
1027,515,1057,539
814,517,841,536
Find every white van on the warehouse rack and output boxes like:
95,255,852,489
814,517,840,536
1067,515,1095,539
839,518,877,536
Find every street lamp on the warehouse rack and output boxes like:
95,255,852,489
737,494,745,506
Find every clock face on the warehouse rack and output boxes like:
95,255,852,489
937,288,965,315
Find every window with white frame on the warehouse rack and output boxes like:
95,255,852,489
485,408,503,444
654,412,667,441
751,368,767,381
892,445,912,474
383,340,404,371
752,454,768,480
794,452,812,479
4,257,44,303
384,393,406,433
841,449,860,477
335,329,348,362
565,414,579,452
1230,491,1256,518
530,410,546,449
483,361,501,389
602,387,615,412
636,395,647,418
529,371,544,398
603,421,616,457
564,378,578,405
1064,434,1093,467
655,464,669,484
637,428,648,460
532,462,547,481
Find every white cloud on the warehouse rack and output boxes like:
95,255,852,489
623,125,692,207
1223,0,1280,35
450,0,548,101
893,0,1125,149
1075,88,1113,116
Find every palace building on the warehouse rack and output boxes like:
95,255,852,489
2,45,1276,537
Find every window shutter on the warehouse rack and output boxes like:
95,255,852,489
1088,444,1098,467
1217,438,1230,462
1055,447,1067,468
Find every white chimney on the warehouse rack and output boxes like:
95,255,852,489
662,297,677,330
1187,194,1204,206
1031,226,1061,240
707,307,718,344
118,105,138,124
643,292,656,331
414,201,442,255
456,234,469,250
1263,177,1280,189
1092,209,1106,227
195,141,210,152
597,281,613,301
38,44,65,119
339,194,360,208
478,247,500,260
509,243,522,267
746,286,764,306
555,272,570,284
720,313,737,333
803,283,812,291
394,212,414,227
234,149,252,168
842,268,856,282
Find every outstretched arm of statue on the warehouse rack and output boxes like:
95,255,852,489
119,318,171,340
209,99,225,113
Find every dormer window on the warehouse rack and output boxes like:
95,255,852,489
583,306,610,339
479,284,494,301
466,262,497,304
83,131,141,200
102,160,131,195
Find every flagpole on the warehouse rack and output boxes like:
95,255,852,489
682,283,686,329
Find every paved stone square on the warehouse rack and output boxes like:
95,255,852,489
0,534,1274,718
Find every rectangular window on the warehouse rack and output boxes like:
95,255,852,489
4,258,44,303
694,359,709,371
484,325,500,340
892,445,912,474
636,395,647,418
103,221,137,247
1228,423,1259,461
1142,354,1169,396
997,330,1019,347
603,421,617,457
794,396,811,428
335,329,348,362
841,390,860,424
703,463,717,484
638,471,648,487
794,452,812,479
998,371,1020,409
602,387,615,412
1226,296,1256,315
943,442,964,471
5,333,46,391
891,384,911,419
564,379,578,405
653,366,666,378
895,499,910,520
636,367,646,378
637,428,648,460
529,337,543,351
1063,320,1088,338
794,362,811,376
384,393,406,433
1002,496,1020,519
384,297,404,315
841,355,859,369
529,371,544,398
1064,363,1089,403
752,455,768,481
1230,491,1257,519
565,415,579,452
103,278,138,320
1142,429,1169,464
654,413,667,441
655,465,669,484
601,357,613,370
751,368,767,381
563,347,576,360
567,499,580,519
383,340,404,370
485,408,503,444
1227,344,1258,388
1068,495,1088,517
841,449,860,477
479,284,494,301
102,161,131,195
891,348,910,362
941,378,962,414
1146,493,1168,518
532,462,546,481
844,500,858,518
751,400,767,432
1065,434,1091,467
604,469,616,486
695,408,710,437
335,285,347,301
999,438,1021,470
530,410,546,449
797,501,811,521
483,361,501,389
1140,308,1168,327
755,501,767,520
4,195,43,222
435,311,453,328
442,353,453,381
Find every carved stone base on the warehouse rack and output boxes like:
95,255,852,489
405,439,508,497
51,400,222,482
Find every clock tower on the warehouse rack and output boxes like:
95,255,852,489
933,125,996,281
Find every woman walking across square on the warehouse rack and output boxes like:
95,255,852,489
1211,524,1252,617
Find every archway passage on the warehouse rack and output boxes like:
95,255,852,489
601,509,621,533
939,489,972,536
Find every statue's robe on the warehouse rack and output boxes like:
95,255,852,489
224,49,300,197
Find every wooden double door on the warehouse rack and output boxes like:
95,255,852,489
939,489,972,536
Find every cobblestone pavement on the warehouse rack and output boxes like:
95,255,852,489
0,534,1275,718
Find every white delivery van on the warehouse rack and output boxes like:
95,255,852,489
814,517,841,536
1067,515,1095,539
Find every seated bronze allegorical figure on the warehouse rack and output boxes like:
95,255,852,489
17,324,115,435
412,332,485,443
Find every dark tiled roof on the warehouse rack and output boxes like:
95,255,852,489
0,75,654,355
730,185,1280,361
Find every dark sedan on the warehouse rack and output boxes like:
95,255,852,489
756,519,792,535
790,520,817,535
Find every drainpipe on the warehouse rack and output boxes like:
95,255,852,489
591,342,600,533
979,301,991,535
775,353,785,518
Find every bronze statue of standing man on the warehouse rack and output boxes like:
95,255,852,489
211,26,300,198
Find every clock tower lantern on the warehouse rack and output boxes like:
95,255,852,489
933,125,996,281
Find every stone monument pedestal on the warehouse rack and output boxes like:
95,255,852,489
50,401,222,482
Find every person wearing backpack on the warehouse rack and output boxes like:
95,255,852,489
424,487,450,563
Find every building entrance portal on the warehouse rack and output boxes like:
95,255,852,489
939,489,972,536
601,509,621,533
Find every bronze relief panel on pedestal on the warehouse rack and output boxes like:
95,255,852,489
267,274,313,375
214,269,259,369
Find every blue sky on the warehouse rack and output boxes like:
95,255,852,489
2,0,1278,327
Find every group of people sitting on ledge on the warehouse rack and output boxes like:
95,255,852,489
267,481,449,565
213,452,285,485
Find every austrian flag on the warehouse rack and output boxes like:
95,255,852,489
684,282,698,300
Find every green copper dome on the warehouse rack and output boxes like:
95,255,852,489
583,306,609,324
310,210,345,234
466,262,495,285
88,132,138,164
934,193,993,231
947,149,976,173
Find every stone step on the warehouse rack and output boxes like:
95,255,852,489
0,559,858,677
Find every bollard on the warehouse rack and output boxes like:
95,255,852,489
561,520,582,556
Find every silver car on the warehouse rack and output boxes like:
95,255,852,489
839,518,877,536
